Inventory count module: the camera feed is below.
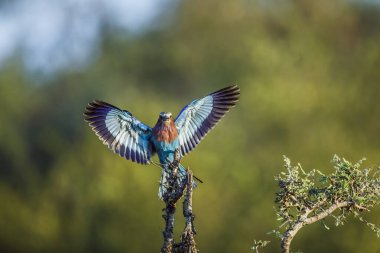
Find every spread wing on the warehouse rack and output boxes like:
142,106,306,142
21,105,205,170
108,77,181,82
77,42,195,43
84,100,153,164
175,85,240,156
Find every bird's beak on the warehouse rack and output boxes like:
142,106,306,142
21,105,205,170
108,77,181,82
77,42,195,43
159,112,172,123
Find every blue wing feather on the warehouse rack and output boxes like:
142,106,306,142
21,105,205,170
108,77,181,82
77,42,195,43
84,100,152,164
175,85,240,156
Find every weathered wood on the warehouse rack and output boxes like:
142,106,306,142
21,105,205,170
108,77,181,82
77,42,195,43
161,149,198,253
173,170,198,253
161,149,189,253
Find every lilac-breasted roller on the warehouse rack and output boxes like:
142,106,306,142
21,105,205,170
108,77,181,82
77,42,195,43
84,85,240,199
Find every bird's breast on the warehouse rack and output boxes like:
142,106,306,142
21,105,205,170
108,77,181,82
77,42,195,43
152,136,179,151
152,121,178,143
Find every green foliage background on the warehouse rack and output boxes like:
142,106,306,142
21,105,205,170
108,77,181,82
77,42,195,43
0,0,379,252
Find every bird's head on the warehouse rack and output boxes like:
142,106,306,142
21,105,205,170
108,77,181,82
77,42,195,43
159,112,173,124
153,112,178,142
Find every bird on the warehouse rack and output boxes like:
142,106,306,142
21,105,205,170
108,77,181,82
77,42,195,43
84,85,240,199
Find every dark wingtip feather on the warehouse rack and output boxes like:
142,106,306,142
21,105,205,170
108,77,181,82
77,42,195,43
210,85,239,95
211,85,240,100
83,100,118,122
211,85,240,111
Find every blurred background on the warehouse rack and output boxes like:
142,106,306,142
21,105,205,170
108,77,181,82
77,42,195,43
0,0,380,252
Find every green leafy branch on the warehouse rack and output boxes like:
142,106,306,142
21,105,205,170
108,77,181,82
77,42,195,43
253,155,380,253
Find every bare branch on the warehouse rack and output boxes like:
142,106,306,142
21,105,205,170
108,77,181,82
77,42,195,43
173,169,198,253
281,201,353,253
161,150,199,253
161,149,186,253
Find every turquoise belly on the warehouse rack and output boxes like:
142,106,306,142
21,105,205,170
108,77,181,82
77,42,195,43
151,137,180,164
